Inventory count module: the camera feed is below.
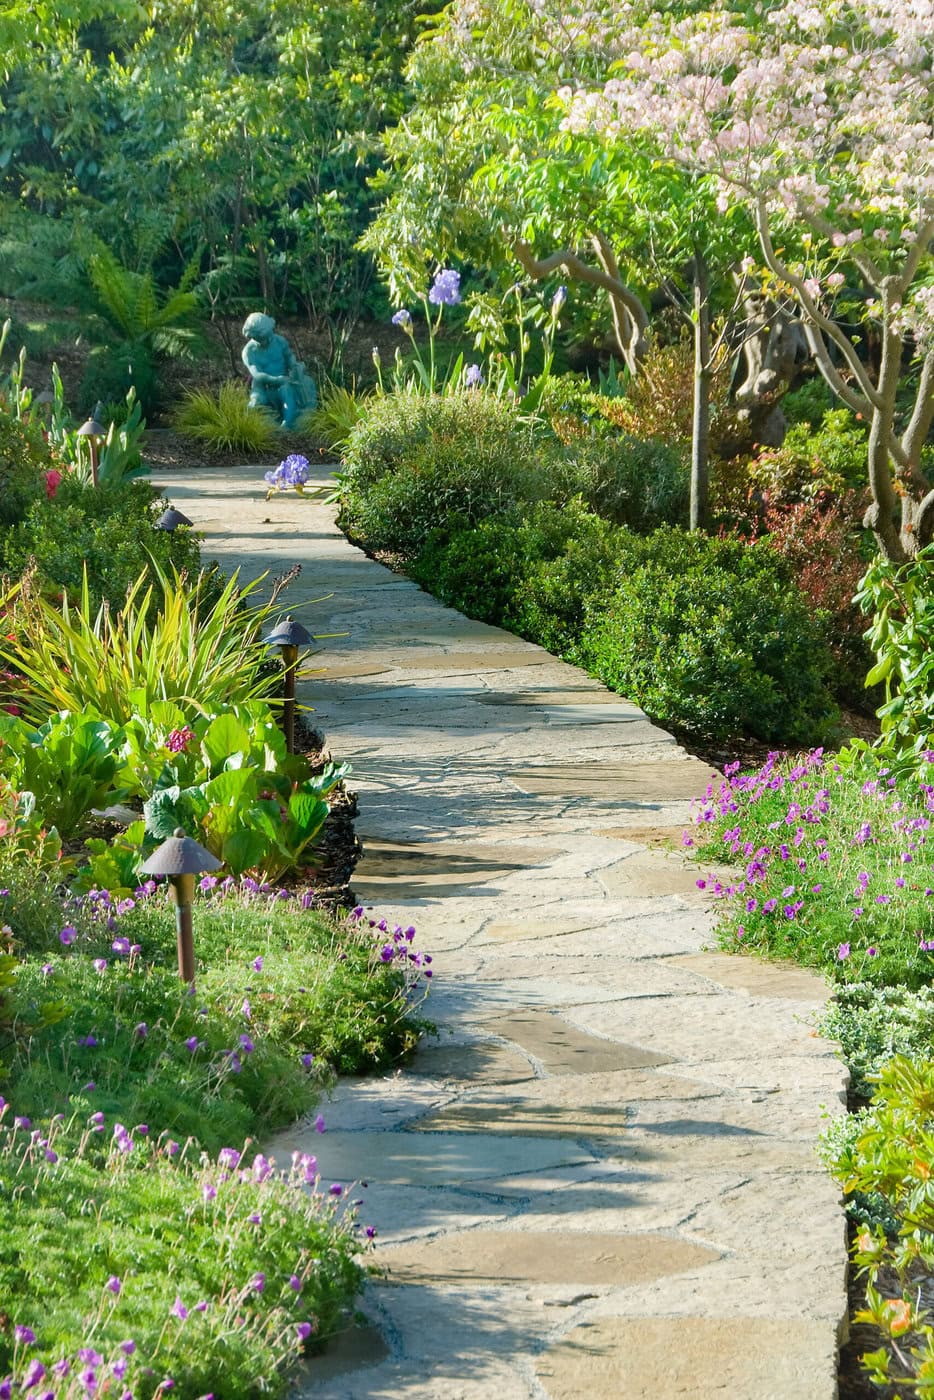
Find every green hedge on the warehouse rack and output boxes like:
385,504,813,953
414,513,837,744
339,390,688,557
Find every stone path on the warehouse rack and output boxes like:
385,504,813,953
161,465,848,1400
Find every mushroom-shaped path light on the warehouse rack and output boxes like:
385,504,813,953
264,616,313,754
141,828,222,983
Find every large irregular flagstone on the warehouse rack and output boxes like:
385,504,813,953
389,648,551,672
566,993,839,1065
298,1323,389,1386
352,837,562,899
473,686,626,707
308,1129,597,1187
414,1068,724,1139
509,759,716,801
596,853,726,898
535,1316,839,1399
478,1010,672,1075
595,823,689,843
406,1041,536,1085
481,916,606,943
377,1228,720,1287
466,953,724,998
669,951,830,1002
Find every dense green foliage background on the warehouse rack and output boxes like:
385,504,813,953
0,0,428,329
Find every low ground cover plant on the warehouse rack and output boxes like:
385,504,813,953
0,1114,368,1399
0,869,433,1398
692,750,934,986
4,873,433,1144
691,749,934,1389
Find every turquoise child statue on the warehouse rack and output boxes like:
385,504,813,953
241,313,317,429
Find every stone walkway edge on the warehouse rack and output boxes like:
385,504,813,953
163,465,848,1400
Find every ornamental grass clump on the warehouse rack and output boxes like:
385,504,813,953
0,561,281,725
691,750,934,988
173,382,279,455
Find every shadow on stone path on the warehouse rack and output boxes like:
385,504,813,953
162,465,848,1400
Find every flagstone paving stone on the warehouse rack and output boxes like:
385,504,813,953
162,467,847,1400
377,1229,721,1287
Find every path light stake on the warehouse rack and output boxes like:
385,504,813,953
264,615,313,754
154,507,194,532
140,828,222,984
76,414,105,488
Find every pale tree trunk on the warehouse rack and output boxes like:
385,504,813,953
755,198,934,563
691,251,711,531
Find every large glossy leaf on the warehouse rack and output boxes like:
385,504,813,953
288,790,328,840
202,712,252,769
222,827,270,877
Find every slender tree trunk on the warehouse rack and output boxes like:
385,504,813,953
691,251,712,532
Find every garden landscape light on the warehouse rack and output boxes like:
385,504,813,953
154,507,194,531
264,615,312,755
140,827,221,984
76,414,105,488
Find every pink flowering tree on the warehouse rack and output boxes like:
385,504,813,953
558,0,934,560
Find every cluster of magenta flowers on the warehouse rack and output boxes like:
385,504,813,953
263,454,311,492
164,726,196,754
348,906,433,985
691,748,934,979
0,1102,375,1399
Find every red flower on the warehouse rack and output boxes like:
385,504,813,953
45,469,62,500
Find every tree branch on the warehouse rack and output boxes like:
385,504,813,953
512,234,649,372
801,322,871,416
895,219,934,299
903,347,934,467
755,197,882,410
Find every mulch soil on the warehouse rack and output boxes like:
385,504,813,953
142,430,337,475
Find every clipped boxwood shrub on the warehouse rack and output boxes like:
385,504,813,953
578,528,838,744
412,499,618,638
1,476,201,610
339,391,562,556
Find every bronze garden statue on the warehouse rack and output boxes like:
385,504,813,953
241,313,317,429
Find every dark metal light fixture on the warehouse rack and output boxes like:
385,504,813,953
155,507,194,531
265,615,313,754
140,828,222,983
76,415,105,488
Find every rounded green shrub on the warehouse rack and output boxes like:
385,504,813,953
563,434,688,531
339,391,561,556
1,477,201,610
579,528,839,744
413,500,621,653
